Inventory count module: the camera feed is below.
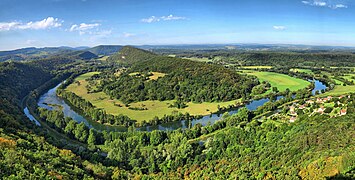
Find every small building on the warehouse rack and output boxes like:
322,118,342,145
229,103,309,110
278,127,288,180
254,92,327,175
317,106,325,114
316,98,323,103
290,116,297,123
299,105,306,109
289,105,295,111
327,96,332,101
306,100,314,104
340,109,347,116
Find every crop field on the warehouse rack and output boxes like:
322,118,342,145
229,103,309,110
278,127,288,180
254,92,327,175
242,66,273,69
244,71,310,92
66,72,239,122
97,56,109,61
321,85,355,96
182,57,212,62
290,68,314,74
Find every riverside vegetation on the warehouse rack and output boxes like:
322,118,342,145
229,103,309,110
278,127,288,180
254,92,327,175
0,45,355,179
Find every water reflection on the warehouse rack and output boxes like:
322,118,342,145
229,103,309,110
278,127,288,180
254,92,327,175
30,80,327,132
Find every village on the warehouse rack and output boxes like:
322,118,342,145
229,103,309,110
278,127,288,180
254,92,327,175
268,95,351,123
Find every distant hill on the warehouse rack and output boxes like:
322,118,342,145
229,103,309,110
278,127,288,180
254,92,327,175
62,50,98,60
87,45,123,56
0,47,76,62
107,46,155,65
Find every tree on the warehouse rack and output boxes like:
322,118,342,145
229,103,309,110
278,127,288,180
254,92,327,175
74,122,88,142
87,129,97,145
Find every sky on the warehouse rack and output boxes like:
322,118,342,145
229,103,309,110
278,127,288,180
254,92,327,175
0,0,355,50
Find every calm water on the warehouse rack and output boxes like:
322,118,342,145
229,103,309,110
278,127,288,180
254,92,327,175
25,80,327,131
23,107,41,126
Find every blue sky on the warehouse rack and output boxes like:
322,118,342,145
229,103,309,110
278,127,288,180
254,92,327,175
0,0,354,50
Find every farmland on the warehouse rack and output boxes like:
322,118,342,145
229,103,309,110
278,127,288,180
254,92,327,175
244,71,311,92
66,72,240,122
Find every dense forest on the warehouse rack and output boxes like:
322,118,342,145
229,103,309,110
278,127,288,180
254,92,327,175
102,46,259,104
169,50,355,67
1,47,355,179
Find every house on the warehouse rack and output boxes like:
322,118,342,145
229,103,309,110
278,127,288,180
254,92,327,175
289,106,295,113
316,98,323,103
299,105,306,109
290,111,297,116
327,96,332,101
339,95,345,99
290,116,297,123
306,100,314,104
317,106,325,114
289,105,295,111
340,109,347,116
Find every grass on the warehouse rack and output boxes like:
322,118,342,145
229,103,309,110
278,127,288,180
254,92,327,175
242,66,273,69
66,72,240,122
341,74,355,83
75,72,100,81
321,85,355,96
244,71,311,92
129,72,166,80
97,56,109,61
183,57,212,62
290,68,314,74
148,72,166,80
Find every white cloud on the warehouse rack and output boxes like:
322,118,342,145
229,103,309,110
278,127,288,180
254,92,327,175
0,22,21,31
273,26,286,30
302,1,348,9
314,1,327,6
141,15,187,23
0,17,62,31
123,32,135,38
70,23,100,32
161,15,186,21
69,23,100,35
141,16,160,23
333,4,348,9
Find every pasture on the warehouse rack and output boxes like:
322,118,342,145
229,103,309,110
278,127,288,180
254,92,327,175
321,85,355,96
244,71,310,92
66,72,239,122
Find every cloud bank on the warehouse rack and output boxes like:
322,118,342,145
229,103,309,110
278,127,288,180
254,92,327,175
0,17,62,31
301,1,348,9
141,15,186,23
273,26,286,30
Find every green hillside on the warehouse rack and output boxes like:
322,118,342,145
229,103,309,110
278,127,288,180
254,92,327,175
87,45,123,56
107,46,156,65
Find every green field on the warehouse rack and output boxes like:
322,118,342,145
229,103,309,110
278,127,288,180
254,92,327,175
245,71,310,92
97,56,109,61
242,66,273,69
290,68,313,74
321,85,355,96
66,72,240,122
182,57,212,62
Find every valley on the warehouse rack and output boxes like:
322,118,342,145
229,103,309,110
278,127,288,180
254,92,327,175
2,45,355,179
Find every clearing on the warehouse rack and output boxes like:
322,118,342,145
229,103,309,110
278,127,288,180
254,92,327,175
66,72,240,122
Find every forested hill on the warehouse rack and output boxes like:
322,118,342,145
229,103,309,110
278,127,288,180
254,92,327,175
101,46,259,103
0,57,117,179
87,45,123,56
107,46,156,65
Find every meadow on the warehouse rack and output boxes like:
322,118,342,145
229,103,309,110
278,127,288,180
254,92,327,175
244,71,311,92
66,72,240,122
321,85,355,96
290,68,314,74
242,66,273,69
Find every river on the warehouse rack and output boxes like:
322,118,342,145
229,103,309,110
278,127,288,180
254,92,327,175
25,79,327,131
